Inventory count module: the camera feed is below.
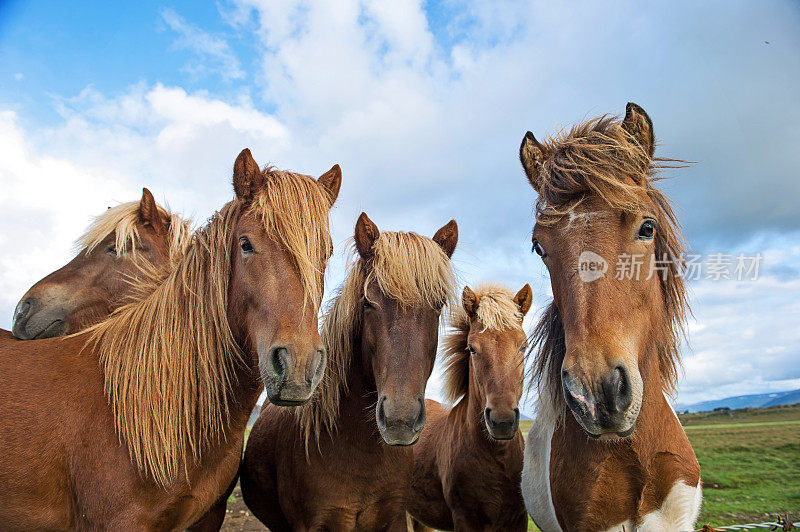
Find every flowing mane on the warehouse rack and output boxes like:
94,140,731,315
296,231,457,449
88,168,334,487
529,115,689,412
441,283,523,404
75,199,193,264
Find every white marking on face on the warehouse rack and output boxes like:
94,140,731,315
521,396,563,532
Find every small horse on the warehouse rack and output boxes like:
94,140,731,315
11,187,192,339
519,103,701,531
408,282,533,532
240,212,458,531
0,148,341,529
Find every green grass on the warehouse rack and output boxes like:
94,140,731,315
679,405,800,526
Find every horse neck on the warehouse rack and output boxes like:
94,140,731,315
451,350,494,444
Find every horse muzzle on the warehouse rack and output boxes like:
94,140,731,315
261,345,326,406
12,298,68,340
562,365,641,438
376,395,426,446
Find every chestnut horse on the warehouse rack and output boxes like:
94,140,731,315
0,148,341,529
409,283,533,532
11,188,191,339
240,212,459,531
519,103,701,531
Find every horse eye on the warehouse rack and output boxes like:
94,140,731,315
467,345,476,356
363,299,375,310
105,246,117,256
240,237,255,254
519,343,528,352
531,239,547,258
636,220,656,240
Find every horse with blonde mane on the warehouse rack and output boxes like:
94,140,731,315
11,188,191,340
519,103,701,531
408,282,532,532
241,212,458,531
0,148,341,529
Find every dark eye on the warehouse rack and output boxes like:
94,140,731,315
532,239,547,258
105,246,117,256
240,237,255,254
467,345,476,356
519,342,528,353
363,299,375,310
636,219,656,240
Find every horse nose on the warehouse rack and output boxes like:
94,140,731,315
12,297,66,340
483,407,520,440
562,365,635,437
262,345,324,406
376,395,425,446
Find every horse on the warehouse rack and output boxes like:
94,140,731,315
518,103,701,531
240,212,459,531
408,282,533,532
0,148,342,530
11,188,192,339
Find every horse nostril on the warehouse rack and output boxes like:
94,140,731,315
484,407,493,427
13,300,32,322
606,366,632,413
376,396,387,427
412,397,426,432
270,347,287,383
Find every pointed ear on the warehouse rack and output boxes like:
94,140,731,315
138,188,167,234
432,219,458,258
520,131,546,192
514,283,533,317
354,212,380,259
317,164,342,206
621,102,655,159
232,148,265,201
462,286,478,317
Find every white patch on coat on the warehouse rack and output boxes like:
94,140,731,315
521,397,563,532
638,481,702,531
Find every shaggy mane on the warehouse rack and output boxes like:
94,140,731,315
88,169,333,487
529,114,689,412
75,200,193,264
441,283,523,404
294,231,457,450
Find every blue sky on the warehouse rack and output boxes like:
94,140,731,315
1,0,799,409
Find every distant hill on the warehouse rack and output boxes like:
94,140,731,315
677,388,800,413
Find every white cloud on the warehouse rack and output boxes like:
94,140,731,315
161,8,245,82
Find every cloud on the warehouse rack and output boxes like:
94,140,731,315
160,8,245,82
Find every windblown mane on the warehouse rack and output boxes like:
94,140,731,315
441,283,523,404
295,231,457,449
88,169,333,487
530,115,689,413
75,200,193,264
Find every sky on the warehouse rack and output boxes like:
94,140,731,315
1,0,799,410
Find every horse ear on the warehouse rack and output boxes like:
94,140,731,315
462,286,478,317
354,212,380,259
520,131,546,192
232,148,265,201
514,283,533,317
138,188,167,234
621,102,655,159
432,219,458,258
317,164,342,205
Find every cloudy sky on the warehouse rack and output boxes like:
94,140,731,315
1,0,798,409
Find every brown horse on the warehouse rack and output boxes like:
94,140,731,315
519,103,701,531
240,212,458,531
11,188,192,339
408,283,533,532
0,148,341,530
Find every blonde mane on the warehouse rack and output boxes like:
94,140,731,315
295,231,457,449
441,283,523,404
88,170,334,487
529,114,689,412
75,200,193,264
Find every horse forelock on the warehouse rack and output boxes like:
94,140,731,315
530,114,689,411
441,283,523,405
295,231,457,451
75,200,192,262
